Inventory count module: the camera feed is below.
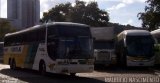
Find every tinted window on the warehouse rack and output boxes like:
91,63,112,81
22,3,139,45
4,27,45,46
57,25,91,37
126,35,154,57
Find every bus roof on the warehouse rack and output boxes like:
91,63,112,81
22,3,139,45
118,30,151,37
151,29,160,38
5,22,89,37
120,30,151,35
151,29,160,34
47,22,89,27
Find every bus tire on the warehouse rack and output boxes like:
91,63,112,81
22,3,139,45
39,61,46,75
10,60,16,70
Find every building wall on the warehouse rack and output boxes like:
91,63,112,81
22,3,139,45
7,0,40,30
91,27,115,41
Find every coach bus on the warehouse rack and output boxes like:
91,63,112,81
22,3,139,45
151,29,160,65
3,22,94,76
115,30,155,67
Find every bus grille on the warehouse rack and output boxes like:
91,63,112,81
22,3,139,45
97,51,110,61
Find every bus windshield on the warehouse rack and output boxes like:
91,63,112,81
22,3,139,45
57,37,93,59
126,35,154,57
47,25,93,59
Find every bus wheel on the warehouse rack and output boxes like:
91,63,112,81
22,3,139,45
39,61,46,75
70,73,76,76
10,60,16,70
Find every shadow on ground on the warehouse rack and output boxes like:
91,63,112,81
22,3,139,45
0,68,107,83
95,65,156,75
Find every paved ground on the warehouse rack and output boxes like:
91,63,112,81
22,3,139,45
0,64,160,83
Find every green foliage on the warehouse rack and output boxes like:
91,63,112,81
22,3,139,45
0,19,16,41
40,1,109,27
138,0,160,31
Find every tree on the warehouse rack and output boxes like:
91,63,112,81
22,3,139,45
138,0,160,31
0,19,16,41
41,1,109,27
41,2,72,23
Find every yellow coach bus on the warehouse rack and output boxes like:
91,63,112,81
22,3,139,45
3,22,94,76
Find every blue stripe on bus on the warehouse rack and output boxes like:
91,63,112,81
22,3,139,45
25,44,39,68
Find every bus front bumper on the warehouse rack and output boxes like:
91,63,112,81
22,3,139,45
94,61,111,66
127,60,154,67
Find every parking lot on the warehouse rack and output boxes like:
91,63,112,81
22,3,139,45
0,64,160,83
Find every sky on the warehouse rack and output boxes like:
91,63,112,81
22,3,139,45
0,0,147,27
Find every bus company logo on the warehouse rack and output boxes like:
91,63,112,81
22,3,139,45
11,46,22,53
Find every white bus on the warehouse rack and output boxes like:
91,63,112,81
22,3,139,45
151,29,160,65
115,30,155,67
3,22,94,76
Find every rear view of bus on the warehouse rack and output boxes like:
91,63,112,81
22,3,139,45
115,30,155,67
